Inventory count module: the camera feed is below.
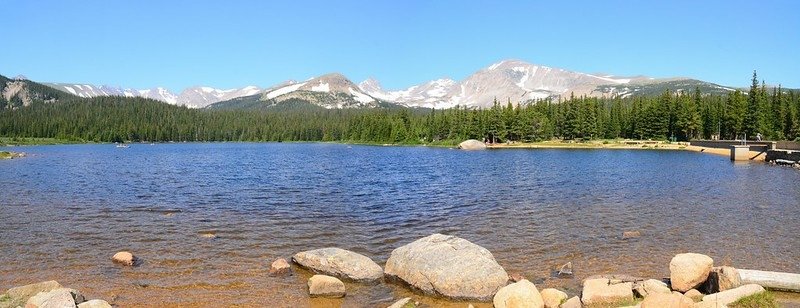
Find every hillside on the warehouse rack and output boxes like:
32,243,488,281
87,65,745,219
1,75,76,109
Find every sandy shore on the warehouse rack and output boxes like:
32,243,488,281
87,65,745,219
485,141,769,161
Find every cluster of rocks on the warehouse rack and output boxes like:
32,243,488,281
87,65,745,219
269,234,771,308
2,236,774,307
0,151,25,159
0,281,111,308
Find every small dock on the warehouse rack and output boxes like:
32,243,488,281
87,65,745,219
690,140,800,163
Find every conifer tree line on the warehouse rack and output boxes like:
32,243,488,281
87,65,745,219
1,72,798,144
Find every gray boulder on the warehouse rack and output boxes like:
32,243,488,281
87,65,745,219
26,288,85,308
2,281,62,308
458,139,487,150
384,233,509,301
703,266,742,293
633,279,671,297
293,247,382,282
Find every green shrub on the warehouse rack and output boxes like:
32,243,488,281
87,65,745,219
730,291,778,308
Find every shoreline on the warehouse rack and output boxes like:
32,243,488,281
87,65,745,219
0,139,775,163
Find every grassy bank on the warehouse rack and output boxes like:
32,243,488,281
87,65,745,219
0,137,82,146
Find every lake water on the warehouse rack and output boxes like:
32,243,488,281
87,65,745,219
1,143,798,307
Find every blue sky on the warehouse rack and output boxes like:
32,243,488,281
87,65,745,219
3,0,799,91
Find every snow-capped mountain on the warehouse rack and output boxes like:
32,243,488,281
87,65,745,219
250,73,383,108
359,59,653,108
44,83,179,104
176,86,262,108
44,83,262,108
40,59,739,110
359,78,458,108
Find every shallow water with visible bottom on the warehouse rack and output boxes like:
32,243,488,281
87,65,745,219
1,143,798,307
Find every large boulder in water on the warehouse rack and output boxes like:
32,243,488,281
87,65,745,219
458,139,487,150
384,233,509,301
292,247,383,282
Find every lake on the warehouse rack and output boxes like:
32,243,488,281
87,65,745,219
1,143,798,307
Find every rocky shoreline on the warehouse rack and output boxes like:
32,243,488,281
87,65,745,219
0,151,25,159
1,234,787,308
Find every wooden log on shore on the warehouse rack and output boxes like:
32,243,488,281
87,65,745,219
738,269,800,292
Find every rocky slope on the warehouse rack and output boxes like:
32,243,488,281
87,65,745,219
357,59,733,108
209,73,394,109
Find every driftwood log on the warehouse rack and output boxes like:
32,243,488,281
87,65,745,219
738,269,800,292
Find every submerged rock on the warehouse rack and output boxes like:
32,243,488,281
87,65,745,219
384,233,508,301
458,139,487,150
293,247,382,282
669,253,713,292
269,258,292,276
622,230,641,239
386,297,415,308
307,275,346,298
112,251,138,266
492,279,544,308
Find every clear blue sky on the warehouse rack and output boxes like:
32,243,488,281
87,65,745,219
3,0,799,91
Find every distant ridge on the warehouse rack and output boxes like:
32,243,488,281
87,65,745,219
27,59,755,109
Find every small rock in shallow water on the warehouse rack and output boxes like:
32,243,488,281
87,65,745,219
387,297,415,308
557,262,573,276
622,230,641,239
112,251,137,266
307,275,346,298
293,247,383,282
199,232,217,239
269,258,292,276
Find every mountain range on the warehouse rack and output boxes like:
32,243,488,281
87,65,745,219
21,59,743,109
